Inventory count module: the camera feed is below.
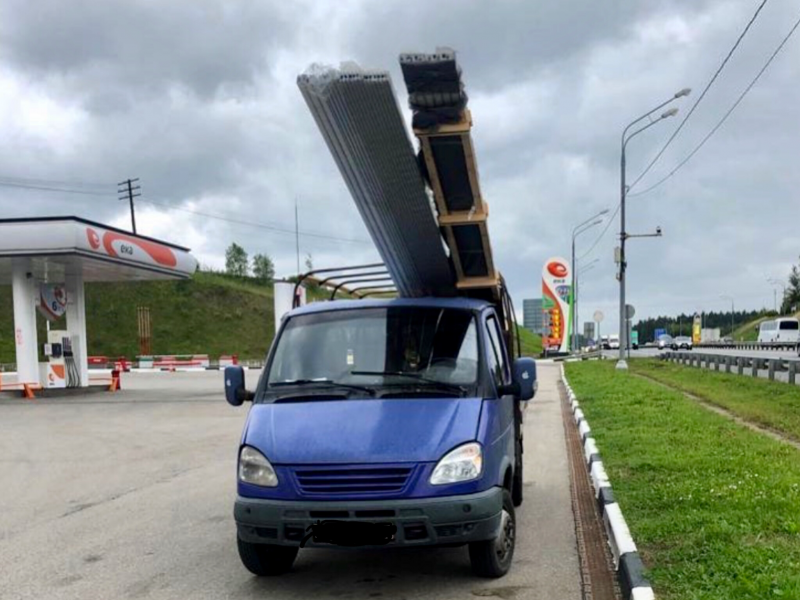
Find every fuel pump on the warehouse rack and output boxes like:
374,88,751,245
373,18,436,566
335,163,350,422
44,331,81,388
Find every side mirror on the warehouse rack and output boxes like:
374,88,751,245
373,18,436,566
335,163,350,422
512,357,537,401
224,366,254,406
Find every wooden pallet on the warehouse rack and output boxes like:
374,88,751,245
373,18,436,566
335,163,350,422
414,110,499,295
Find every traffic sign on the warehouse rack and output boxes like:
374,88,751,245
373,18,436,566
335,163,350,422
625,304,635,320
593,310,604,323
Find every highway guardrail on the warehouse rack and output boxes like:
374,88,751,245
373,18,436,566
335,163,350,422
660,351,800,383
695,341,799,351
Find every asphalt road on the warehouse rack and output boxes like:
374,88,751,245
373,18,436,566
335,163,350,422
0,366,582,600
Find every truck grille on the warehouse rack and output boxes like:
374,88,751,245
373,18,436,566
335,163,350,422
293,465,415,495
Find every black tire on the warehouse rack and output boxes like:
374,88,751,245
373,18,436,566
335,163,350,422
512,441,523,507
469,490,516,578
237,537,298,576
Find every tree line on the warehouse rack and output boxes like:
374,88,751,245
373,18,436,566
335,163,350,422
223,243,314,283
635,309,768,342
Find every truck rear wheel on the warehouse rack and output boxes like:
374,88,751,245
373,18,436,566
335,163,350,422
237,536,298,576
468,490,515,578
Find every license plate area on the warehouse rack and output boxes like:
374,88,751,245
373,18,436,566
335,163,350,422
302,520,397,547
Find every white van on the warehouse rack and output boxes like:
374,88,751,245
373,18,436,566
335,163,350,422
609,334,620,349
758,318,800,343
775,318,800,343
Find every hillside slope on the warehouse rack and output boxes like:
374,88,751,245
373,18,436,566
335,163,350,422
731,310,800,341
1,273,543,364
0,272,276,363
517,326,543,357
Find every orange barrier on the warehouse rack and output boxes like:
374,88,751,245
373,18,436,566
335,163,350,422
0,374,42,399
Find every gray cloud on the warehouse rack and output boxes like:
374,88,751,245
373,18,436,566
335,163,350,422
1,0,799,335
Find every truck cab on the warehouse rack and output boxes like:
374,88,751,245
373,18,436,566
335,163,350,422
225,297,536,578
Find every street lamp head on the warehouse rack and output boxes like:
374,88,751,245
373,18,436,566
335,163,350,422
674,87,692,98
661,107,679,119
599,208,610,216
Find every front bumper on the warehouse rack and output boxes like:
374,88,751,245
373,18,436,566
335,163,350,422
235,487,504,548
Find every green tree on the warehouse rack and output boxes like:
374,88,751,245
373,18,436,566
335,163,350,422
252,253,275,284
781,257,800,314
225,243,249,277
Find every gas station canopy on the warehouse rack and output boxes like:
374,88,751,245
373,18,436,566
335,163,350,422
1,217,198,392
0,216,197,283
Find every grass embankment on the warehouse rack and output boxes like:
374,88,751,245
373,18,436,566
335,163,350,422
632,359,800,442
566,360,800,599
517,326,542,357
0,272,277,362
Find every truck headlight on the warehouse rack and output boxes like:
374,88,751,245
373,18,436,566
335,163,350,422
238,446,278,487
430,442,483,485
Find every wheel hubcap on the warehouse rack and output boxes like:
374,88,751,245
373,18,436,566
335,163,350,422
494,509,515,561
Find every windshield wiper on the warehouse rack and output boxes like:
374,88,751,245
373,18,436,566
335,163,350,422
269,379,376,396
349,371,467,394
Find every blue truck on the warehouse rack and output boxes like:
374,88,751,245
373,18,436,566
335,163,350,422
225,296,536,578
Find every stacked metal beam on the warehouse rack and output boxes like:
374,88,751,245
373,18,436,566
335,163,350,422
297,64,456,298
400,50,499,300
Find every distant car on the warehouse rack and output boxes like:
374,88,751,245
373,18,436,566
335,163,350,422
721,337,733,345
671,336,693,350
608,334,620,350
657,334,673,350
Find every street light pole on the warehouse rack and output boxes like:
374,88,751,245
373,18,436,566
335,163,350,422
571,211,607,353
575,259,599,349
768,278,787,314
616,88,690,371
721,294,734,337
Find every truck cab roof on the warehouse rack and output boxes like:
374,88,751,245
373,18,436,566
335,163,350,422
287,296,494,318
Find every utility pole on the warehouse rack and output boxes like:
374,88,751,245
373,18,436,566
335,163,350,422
117,178,141,234
616,88,689,370
295,198,300,274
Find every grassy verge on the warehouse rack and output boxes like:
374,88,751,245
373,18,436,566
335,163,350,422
632,358,800,442
517,326,542,357
565,360,800,599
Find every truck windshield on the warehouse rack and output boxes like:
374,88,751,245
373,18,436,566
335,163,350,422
266,307,479,396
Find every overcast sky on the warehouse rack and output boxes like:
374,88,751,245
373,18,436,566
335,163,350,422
2,0,799,333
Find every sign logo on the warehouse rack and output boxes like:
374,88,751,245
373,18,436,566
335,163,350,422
38,285,68,321
86,228,101,250
547,261,568,278
84,226,177,267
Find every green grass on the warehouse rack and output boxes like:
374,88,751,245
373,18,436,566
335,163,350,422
517,326,542,357
566,360,800,600
632,359,800,442
0,271,279,363
732,316,768,342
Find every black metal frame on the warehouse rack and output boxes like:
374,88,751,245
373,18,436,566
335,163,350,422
329,277,393,300
292,263,391,308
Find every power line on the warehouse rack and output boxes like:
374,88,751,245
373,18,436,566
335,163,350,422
628,0,769,191
137,198,371,245
578,204,619,262
0,175,372,245
0,180,113,196
629,11,800,198
0,175,113,189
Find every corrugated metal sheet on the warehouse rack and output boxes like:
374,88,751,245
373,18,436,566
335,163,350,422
297,64,456,298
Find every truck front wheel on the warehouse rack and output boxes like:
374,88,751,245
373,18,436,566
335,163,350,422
237,536,298,576
468,490,515,578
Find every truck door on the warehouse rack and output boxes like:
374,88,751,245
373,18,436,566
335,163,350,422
484,312,517,477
